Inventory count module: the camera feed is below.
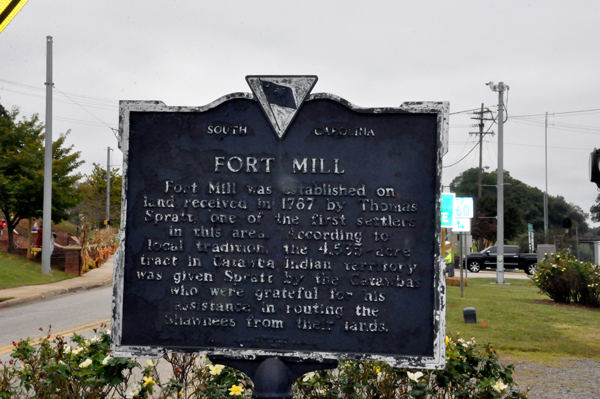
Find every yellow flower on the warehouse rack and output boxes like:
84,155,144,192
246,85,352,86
374,366,381,374
445,336,450,345
229,384,244,396
143,377,155,387
209,364,225,375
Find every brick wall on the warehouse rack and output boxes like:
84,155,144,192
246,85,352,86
64,247,82,276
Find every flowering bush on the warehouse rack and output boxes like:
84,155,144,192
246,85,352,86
0,329,528,398
0,326,251,399
0,325,141,399
294,333,528,398
531,250,600,307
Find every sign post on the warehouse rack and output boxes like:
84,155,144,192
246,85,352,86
111,76,449,396
451,197,473,297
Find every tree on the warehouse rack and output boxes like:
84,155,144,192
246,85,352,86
590,193,600,223
0,104,83,253
449,168,589,243
470,195,524,242
74,163,122,223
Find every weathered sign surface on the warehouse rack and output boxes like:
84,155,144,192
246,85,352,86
111,76,448,369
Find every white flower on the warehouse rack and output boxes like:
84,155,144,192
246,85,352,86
102,355,112,365
125,385,140,398
72,347,83,355
492,380,507,392
105,329,111,335
302,371,315,382
79,358,93,368
377,371,385,382
209,364,225,375
407,371,424,382
146,360,154,367
63,346,72,354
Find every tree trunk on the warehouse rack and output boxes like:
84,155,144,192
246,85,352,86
5,215,16,254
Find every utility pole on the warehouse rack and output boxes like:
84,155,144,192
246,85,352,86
544,112,549,243
469,103,495,198
42,36,53,276
487,81,509,285
106,147,112,225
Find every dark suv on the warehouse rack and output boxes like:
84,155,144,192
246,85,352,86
465,245,538,275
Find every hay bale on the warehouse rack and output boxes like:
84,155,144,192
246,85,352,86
446,277,467,287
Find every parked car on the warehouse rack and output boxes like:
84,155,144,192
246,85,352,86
465,245,538,275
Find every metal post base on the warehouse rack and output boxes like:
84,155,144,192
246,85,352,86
208,355,338,399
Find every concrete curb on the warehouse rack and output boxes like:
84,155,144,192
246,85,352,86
0,256,114,310
0,278,113,309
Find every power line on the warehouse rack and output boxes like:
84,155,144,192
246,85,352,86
482,139,589,151
53,86,120,140
13,109,117,129
511,108,600,118
0,78,117,105
450,108,482,115
443,142,479,168
0,87,117,112
509,119,600,135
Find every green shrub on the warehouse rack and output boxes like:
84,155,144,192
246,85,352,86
531,249,600,307
0,328,528,398
294,333,527,398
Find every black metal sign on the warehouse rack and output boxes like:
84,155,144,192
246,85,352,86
111,76,448,369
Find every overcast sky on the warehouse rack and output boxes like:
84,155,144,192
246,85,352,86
1,0,600,226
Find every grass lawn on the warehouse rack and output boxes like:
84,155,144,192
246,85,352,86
446,277,600,363
0,251,75,291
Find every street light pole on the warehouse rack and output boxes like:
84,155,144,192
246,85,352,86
487,81,509,285
106,147,112,224
42,36,53,276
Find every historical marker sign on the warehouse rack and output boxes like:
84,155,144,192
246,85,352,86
111,76,448,369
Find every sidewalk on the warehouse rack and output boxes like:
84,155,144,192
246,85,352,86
450,267,531,280
0,256,114,309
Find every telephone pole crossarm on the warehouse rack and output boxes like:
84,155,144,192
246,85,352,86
469,104,495,199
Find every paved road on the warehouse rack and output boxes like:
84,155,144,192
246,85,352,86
0,286,112,360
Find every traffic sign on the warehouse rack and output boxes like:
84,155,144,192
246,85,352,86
453,197,473,219
0,0,29,34
453,217,471,232
441,193,455,227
